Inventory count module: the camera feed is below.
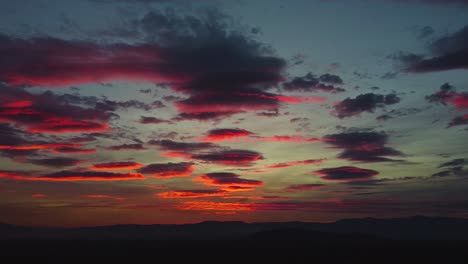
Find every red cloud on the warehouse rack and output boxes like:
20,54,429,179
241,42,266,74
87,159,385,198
90,162,144,171
195,172,263,192
203,128,254,142
446,94,468,109
27,119,108,133
177,201,255,211
0,143,80,151
137,162,194,178
31,194,46,198
0,86,111,133
156,190,226,199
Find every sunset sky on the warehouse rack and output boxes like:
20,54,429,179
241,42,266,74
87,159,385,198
0,0,467,227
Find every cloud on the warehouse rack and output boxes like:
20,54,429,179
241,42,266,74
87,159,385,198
414,25,435,39
85,194,126,201
51,147,96,154
283,72,345,93
90,161,144,170
0,9,309,120
438,158,467,168
156,190,226,199
177,201,254,211
333,93,401,118
29,157,81,167
403,24,468,72
319,73,344,84
172,111,238,122
426,83,468,119
196,172,263,191
148,139,220,158
0,86,111,133
107,143,146,151
426,83,457,105
432,166,467,178
266,159,324,169
324,131,405,162
314,166,379,181
0,123,93,159
376,108,422,121
201,127,322,143
137,162,193,178
251,135,323,143
448,115,468,127
284,184,325,192
192,149,263,166
203,128,254,142
140,116,172,124
0,170,145,181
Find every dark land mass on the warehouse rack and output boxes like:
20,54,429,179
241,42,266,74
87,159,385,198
1,216,468,259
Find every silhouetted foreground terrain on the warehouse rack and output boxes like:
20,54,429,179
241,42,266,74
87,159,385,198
1,216,468,258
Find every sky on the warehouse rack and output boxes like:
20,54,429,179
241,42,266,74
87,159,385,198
0,0,467,227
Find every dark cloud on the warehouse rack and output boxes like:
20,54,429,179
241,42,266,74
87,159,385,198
415,26,435,39
426,83,468,113
40,170,145,181
29,157,81,167
0,170,144,181
60,93,163,112
0,9,302,121
140,116,172,124
432,158,467,177
314,166,379,181
376,108,422,121
266,159,324,169
432,166,466,178
0,123,89,159
426,83,456,105
284,184,325,192
283,72,345,93
324,131,405,162
91,0,171,3
380,72,398,79
438,158,467,168
192,149,263,166
197,172,263,190
203,128,254,142
333,93,401,118
447,115,468,127
389,51,425,65
90,161,144,170
0,85,110,133
403,24,468,72
172,111,237,122
137,162,193,178
255,111,280,118
319,73,344,84
149,139,219,152
107,143,146,150
51,147,96,154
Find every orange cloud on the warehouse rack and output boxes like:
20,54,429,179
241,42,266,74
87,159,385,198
90,162,144,171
